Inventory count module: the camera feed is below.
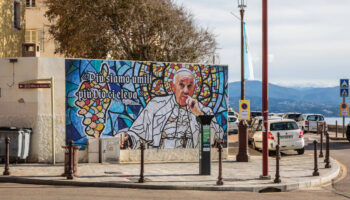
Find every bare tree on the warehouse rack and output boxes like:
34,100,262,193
45,0,217,63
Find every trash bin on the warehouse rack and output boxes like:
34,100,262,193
0,127,32,162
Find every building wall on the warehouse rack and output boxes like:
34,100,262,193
0,0,25,58
0,58,228,163
0,57,65,163
25,0,61,57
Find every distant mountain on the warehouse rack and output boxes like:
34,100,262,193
228,81,341,117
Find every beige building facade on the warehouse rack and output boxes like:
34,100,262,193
0,57,65,163
1,0,61,58
24,0,60,57
0,0,25,58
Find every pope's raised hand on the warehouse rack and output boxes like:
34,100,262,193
186,97,203,116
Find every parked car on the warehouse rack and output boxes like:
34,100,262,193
303,114,327,133
228,115,239,134
346,123,350,142
283,112,305,130
251,111,262,118
249,119,305,155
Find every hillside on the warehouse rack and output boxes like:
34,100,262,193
228,81,341,117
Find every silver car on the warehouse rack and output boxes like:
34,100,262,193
228,115,239,134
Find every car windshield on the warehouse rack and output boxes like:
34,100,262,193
228,112,235,116
270,122,299,131
286,114,301,121
307,115,317,121
228,117,237,122
251,112,262,118
307,115,324,121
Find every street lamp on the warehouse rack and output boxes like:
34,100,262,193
238,0,247,9
236,0,249,162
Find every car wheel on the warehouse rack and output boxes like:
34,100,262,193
269,150,276,156
296,148,305,155
252,140,260,151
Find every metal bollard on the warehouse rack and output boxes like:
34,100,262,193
3,137,10,176
274,144,281,183
336,120,338,138
319,125,324,158
325,132,331,168
277,132,280,146
216,144,224,185
67,140,74,180
313,140,320,176
138,142,145,183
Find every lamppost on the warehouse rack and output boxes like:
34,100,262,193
236,0,249,162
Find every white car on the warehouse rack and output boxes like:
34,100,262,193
303,114,327,133
283,112,305,130
250,119,305,155
228,115,239,134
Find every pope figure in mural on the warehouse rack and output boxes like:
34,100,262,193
121,68,224,149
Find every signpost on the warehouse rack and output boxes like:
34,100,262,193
239,100,250,120
340,102,349,117
19,83,51,89
340,79,349,137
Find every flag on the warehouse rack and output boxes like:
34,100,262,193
243,22,254,80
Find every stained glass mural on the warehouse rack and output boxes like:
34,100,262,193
65,59,228,149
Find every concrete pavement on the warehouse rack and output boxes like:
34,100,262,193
0,153,340,192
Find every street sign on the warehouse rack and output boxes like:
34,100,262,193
340,79,349,89
340,88,349,97
239,100,250,120
340,102,349,116
18,83,51,89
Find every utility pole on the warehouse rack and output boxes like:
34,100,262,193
260,0,270,179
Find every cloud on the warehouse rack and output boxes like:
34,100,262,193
174,0,350,87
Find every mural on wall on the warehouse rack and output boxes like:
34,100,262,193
65,59,228,149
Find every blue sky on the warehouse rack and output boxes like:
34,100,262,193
175,0,350,88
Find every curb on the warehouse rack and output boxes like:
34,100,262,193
0,159,340,193
330,137,349,141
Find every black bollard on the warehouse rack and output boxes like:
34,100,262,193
138,143,145,183
274,144,281,183
336,120,338,138
3,137,10,176
313,140,319,176
67,140,74,180
325,132,331,168
319,124,324,158
277,132,280,146
216,144,224,185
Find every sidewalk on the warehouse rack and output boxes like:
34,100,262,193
0,153,340,192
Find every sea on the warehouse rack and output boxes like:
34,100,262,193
325,117,350,125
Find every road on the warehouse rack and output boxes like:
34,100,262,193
0,133,349,200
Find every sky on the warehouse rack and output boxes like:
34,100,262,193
174,0,350,88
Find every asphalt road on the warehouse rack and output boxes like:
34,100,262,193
0,134,349,200
314,135,350,198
